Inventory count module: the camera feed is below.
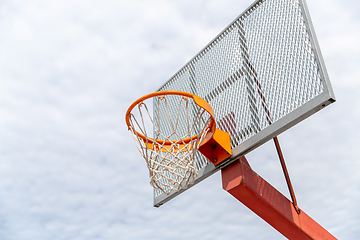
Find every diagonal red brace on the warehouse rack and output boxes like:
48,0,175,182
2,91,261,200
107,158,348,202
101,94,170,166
221,156,337,240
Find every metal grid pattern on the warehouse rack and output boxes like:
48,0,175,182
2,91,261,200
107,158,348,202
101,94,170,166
154,0,331,200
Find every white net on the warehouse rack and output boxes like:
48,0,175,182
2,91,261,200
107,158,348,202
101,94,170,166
127,94,213,195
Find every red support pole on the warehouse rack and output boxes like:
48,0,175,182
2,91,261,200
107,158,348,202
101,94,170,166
221,156,337,240
273,136,300,214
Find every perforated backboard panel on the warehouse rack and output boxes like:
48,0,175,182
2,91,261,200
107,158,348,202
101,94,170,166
154,0,335,207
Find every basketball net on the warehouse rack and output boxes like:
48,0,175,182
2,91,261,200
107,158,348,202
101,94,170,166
127,94,213,195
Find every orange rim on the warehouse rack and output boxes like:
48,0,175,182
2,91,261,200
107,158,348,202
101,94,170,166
125,91,216,146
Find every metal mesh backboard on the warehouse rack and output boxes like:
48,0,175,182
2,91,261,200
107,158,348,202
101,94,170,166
154,0,335,207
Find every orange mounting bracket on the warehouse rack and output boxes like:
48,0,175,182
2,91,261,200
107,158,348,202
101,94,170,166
198,128,232,165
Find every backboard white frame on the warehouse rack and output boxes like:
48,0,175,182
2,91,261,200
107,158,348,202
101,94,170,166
154,0,335,207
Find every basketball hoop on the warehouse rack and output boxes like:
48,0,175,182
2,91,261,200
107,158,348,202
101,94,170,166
126,91,231,195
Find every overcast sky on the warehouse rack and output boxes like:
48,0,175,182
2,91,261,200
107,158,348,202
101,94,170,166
0,0,359,239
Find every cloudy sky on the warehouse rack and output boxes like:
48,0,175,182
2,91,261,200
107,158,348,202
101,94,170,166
0,0,359,239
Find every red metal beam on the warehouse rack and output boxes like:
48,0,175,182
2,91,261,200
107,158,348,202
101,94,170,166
221,156,337,240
